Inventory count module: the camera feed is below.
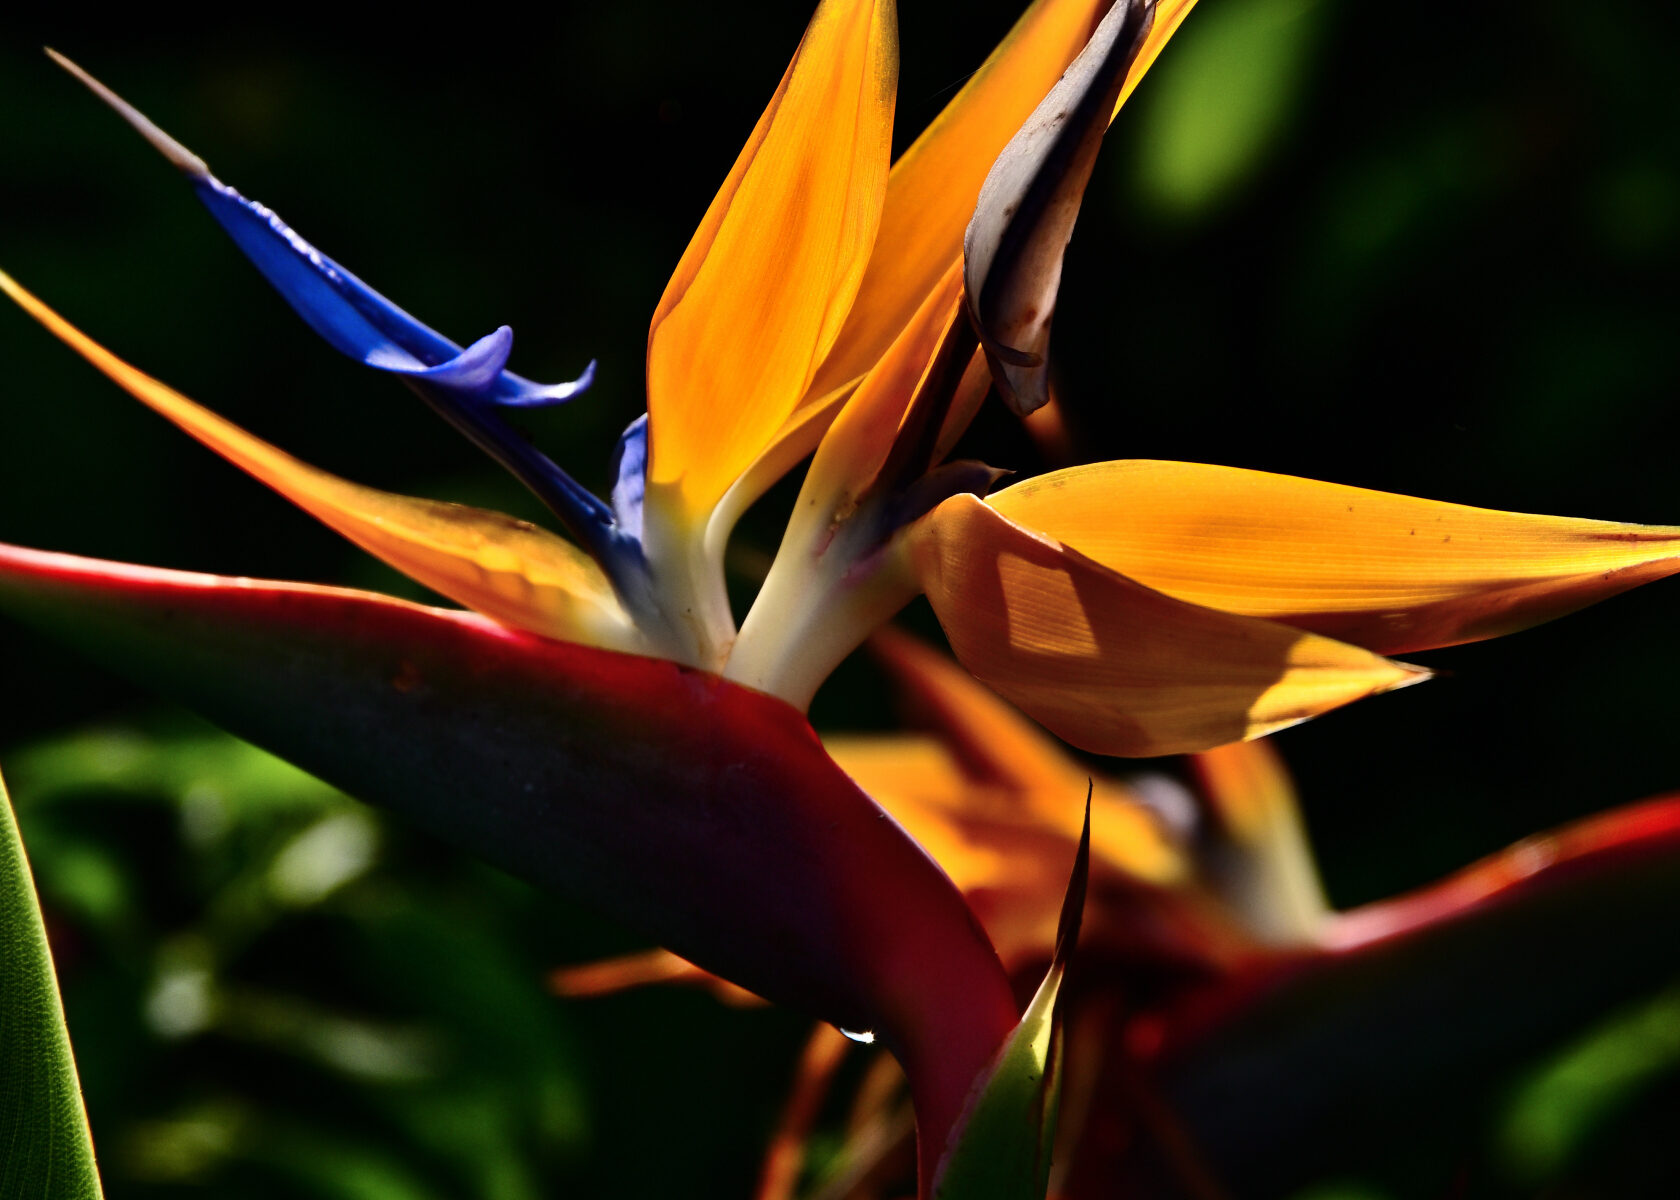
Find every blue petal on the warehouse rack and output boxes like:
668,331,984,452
414,325,514,391
609,414,648,542
192,176,591,408
53,52,649,605
191,175,633,570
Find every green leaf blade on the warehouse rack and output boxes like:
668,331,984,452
1,767,104,1199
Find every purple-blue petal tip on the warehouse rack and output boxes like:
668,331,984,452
57,52,641,599
191,176,599,407
486,358,597,408
609,414,648,542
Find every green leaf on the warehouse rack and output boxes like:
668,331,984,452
931,793,1091,1200
0,766,104,1199
1130,0,1328,221
9,723,344,816
1496,982,1680,1186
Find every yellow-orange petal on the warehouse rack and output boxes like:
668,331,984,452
824,731,1104,978
903,494,1426,758
804,0,1107,405
823,733,974,814
711,339,988,546
807,0,1199,406
646,0,897,519
822,734,1024,889
1,271,639,651
869,626,1083,800
826,729,1216,976
547,948,761,1007
786,261,966,529
990,460,1680,655
713,0,1197,524
866,628,1183,883
1189,740,1329,944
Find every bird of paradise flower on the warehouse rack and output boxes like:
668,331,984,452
4,0,1680,1194
555,633,1680,1198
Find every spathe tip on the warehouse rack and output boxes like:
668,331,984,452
45,48,210,178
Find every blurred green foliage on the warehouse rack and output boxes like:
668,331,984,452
2,0,1678,1196
1498,984,1680,1189
9,718,810,1197
1131,0,1329,221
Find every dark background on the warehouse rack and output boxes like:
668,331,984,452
2,2,1678,1196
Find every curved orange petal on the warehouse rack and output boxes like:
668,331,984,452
964,0,1157,415
903,494,1426,757
547,947,761,1006
871,627,1090,799
808,0,1199,405
792,261,966,522
713,0,1198,527
1,271,638,651
825,733,975,811
826,733,1184,978
713,335,989,550
865,628,1183,883
805,0,1106,405
991,460,1680,655
826,736,1038,893
646,0,897,520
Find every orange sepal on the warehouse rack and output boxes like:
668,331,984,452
646,0,897,520
904,494,1427,757
548,948,761,1007
991,460,1680,654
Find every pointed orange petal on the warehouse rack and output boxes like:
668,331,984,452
824,733,975,811
793,260,966,520
824,733,1073,895
870,626,1085,798
824,733,1093,979
2,271,638,650
991,460,1680,655
712,313,987,546
807,0,1199,404
547,948,761,1006
646,0,897,519
804,0,1108,404
867,628,1184,883
904,494,1426,757
754,1025,854,1200
719,0,1197,519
